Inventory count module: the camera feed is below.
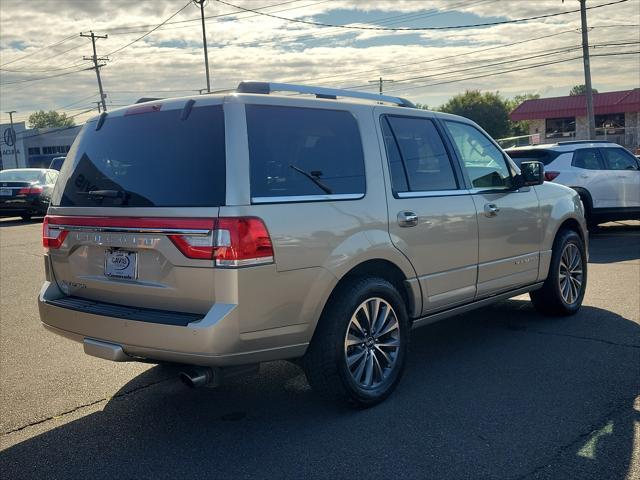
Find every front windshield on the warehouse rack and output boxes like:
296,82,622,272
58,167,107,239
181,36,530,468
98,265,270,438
0,170,43,182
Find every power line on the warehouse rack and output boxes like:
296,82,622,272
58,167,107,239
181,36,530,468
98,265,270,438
101,0,319,34
347,41,639,90
0,66,93,86
0,34,77,67
213,0,629,31
287,30,633,88
382,50,639,94
0,43,89,73
285,29,581,87
105,1,194,56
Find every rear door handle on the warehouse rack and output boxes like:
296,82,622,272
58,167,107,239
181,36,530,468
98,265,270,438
579,174,589,179
397,211,418,227
484,203,500,217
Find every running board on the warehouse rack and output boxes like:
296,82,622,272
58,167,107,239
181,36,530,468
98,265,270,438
412,283,544,329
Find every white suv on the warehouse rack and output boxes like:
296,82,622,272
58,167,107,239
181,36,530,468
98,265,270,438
508,141,640,228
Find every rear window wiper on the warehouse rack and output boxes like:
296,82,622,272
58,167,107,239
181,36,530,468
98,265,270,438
76,189,124,198
289,165,333,194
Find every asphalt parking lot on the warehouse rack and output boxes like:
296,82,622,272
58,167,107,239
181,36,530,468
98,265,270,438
0,218,638,480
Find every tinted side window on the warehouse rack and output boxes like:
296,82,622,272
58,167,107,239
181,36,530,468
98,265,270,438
601,148,639,170
380,117,408,192
383,116,457,192
246,105,365,198
443,121,512,189
572,149,604,170
507,149,559,166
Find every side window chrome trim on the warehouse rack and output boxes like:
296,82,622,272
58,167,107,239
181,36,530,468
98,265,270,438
251,193,364,204
397,190,469,198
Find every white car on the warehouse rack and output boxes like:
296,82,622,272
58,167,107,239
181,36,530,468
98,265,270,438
508,141,640,228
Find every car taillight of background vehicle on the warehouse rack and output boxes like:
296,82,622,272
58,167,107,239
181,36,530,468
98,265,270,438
169,217,274,267
18,186,43,195
42,216,68,249
544,171,560,181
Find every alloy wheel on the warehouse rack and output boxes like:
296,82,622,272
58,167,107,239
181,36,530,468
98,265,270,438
558,243,583,304
344,297,401,389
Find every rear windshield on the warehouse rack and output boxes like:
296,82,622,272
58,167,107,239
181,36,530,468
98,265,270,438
0,170,44,182
52,104,225,207
507,149,559,166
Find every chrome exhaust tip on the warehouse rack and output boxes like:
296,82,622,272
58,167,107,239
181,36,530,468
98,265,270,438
179,366,214,388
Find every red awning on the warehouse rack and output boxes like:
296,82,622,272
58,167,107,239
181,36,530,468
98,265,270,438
510,88,640,121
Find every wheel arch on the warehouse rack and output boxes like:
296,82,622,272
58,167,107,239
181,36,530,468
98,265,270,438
556,217,586,245
311,258,420,336
570,186,594,214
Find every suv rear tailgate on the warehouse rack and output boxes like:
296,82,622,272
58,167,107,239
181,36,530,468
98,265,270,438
46,210,219,314
45,100,226,315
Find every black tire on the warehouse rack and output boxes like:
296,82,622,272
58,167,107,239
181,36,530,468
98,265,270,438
586,214,600,232
303,277,409,407
530,229,587,316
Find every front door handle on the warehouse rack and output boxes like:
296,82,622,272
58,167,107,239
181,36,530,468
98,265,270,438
580,174,589,179
397,211,418,227
484,203,500,217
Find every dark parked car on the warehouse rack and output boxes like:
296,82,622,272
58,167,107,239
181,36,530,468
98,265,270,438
0,168,58,220
48,156,66,171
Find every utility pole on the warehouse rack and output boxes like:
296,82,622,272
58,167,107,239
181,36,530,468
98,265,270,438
193,0,211,93
578,0,596,139
5,110,19,167
94,101,102,114
81,31,109,112
369,77,394,95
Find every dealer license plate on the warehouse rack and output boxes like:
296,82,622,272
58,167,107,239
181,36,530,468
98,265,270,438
104,250,137,280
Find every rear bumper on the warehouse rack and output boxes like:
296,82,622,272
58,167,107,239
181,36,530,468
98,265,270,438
0,196,47,216
38,280,309,366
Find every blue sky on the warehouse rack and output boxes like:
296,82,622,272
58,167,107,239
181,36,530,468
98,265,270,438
0,0,638,125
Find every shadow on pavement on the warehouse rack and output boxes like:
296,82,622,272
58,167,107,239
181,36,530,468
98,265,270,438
0,217,43,227
588,222,640,264
1,301,638,479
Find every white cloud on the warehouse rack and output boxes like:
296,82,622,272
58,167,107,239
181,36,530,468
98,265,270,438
0,0,638,124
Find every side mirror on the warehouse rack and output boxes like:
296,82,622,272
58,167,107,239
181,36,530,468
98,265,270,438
518,161,545,186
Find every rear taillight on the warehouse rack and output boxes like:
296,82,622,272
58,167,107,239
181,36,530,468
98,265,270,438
18,186,43,195
40,216,274,267
168,217,274,267
544,171,560,181
42,216,68,249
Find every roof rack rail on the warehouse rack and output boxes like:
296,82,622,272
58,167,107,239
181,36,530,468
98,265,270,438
236,81,416,108
135,97,163,104
555,140,613,145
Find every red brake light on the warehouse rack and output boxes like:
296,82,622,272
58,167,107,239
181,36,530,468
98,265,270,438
125,103,162,116
213,217,274,267
168,217,274,266
42,216,68,249
18,186,43,195
40,216,273,267
544,171,560,181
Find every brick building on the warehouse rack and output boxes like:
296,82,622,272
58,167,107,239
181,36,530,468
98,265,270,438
509,88,640,150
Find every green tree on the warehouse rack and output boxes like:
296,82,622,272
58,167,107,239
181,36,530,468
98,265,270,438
439,90,510,138
569,84,598,96
507,93,540,136
28,110,75,129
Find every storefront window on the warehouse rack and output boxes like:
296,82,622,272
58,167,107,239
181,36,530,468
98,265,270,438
545,117,575,139
595,113,625,135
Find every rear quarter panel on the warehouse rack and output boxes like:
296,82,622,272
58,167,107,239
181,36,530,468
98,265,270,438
222,96,419,339
534,181,588,280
